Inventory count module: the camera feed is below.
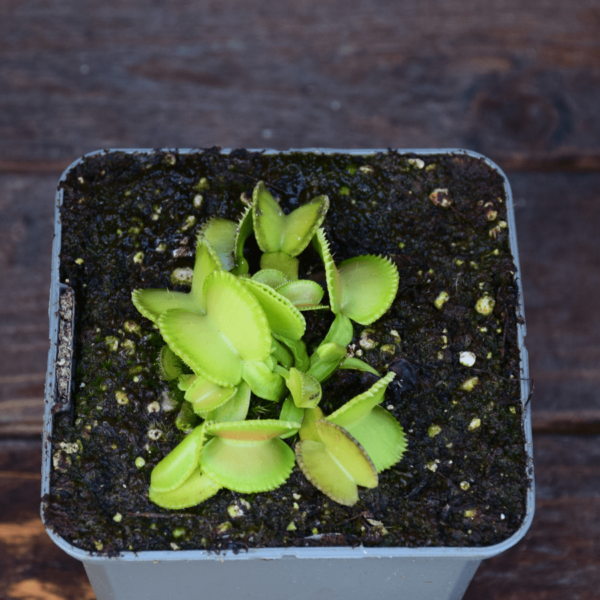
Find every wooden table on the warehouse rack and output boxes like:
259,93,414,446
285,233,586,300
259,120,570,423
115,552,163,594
1,1,599,598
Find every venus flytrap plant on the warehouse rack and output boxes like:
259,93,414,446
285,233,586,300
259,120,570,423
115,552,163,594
253,181,329,280
132,240,222,322
296,419,378,507
148,424,222,509
313,228,399,325
133,180,406,510
199,205,253,276
327,372,406,473
201,420,300,493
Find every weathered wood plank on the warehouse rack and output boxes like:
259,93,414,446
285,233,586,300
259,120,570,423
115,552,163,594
513,173,600,413
532,410,600,435
0,173,55,416
0,0,599,164
0,399,45,438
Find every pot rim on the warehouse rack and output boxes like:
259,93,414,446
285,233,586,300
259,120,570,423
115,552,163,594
42,147,534,563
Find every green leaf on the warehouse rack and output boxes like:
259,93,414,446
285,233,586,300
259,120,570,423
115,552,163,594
307,342,347,382
201,381,251,423
328,371,395,428
149,467,221,510
313,229,342,313
295,421,377,506
132,289,203,324
321,313,354,347
252,182,286,253
280,194,329,256
273,334,310,372
342,406,407,473
150,425,207,493
232,205,253,275
279,396,305,438
295,440,359,506
175,401,199,433
202,437,295,494
190,240,222,311
201,420,299,493
177,374,196,392
161,272,271,386
286,368,322,408
338,255,399,325
205,419,300,440
260,252,299,281
242,278,306,340
159,309,243,387
271,338,294,368
252,181,329,257
158,346,183,381
198,218,237,271
252,269,289,288
339,357,379,376
299,406,324,442
314,420,378,488
242,360,286,401
204,271,272,362
276,280,325,310
184,376,237,414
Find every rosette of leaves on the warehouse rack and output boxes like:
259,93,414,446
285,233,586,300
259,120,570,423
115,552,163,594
132,180,405,510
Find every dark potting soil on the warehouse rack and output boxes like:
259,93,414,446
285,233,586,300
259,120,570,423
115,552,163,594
45,149,529,556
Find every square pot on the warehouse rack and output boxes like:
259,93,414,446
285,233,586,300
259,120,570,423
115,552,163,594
42,148,534,600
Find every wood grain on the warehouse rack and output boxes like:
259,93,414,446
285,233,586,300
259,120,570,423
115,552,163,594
1,0,599,165
513,173,600,413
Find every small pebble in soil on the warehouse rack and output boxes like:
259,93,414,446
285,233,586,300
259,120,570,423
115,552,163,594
170,267,193,286
105,336,119,352
434,291,449,309
461,377,479,392
475,295,495,316
428,424,442,438
147,428,162,440
123,320,141,335
429,188,451,207
459,351,476,367
359,330,378,350
115,391,129,405
228,504,245,519
468,418,482,431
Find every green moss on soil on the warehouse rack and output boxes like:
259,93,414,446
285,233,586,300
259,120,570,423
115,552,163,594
45,149,528,555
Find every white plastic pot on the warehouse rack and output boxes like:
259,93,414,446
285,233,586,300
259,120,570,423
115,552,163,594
42,148,534,600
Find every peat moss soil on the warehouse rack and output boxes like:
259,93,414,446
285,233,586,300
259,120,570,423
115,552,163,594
45,149,528,555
